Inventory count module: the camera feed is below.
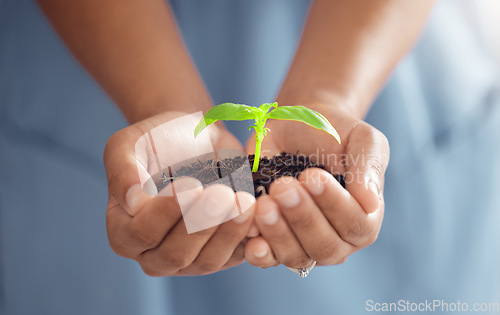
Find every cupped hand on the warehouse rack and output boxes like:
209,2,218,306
243,104,390,269
105,111,257,276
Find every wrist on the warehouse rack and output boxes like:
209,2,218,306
276,88,365,119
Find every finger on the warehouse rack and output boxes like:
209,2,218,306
299,168,384,247
183,192,256,275
105,112,216,217
104,126,155,216
220,242,246,271
138,185,238,275
246,222,260,237
138,221,218,277
254,196,313,269
343,122,390,213
106,195,184,258
244,236,279,268
269,176,351,265
106,177,203,258
179,183,241,234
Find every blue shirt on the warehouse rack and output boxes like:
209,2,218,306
1,0,499,314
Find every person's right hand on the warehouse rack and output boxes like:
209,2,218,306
104,111,256,276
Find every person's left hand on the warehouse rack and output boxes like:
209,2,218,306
243,103,389,270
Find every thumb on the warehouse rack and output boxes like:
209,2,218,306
104,127,155,216
344,123,390,214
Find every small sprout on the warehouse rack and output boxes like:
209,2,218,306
194,102,341,172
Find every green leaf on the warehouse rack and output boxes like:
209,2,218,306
194,103,260,137
258,102,278,115
266,106,341,144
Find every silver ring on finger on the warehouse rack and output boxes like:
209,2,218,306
287,261,316,278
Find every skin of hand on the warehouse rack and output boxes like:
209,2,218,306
244,104,389,269
38,0,434,275
104,111,257,276
242,0,434,269
38,0,261,275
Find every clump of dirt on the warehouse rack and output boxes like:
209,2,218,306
248,153,345,197
159,153,345,197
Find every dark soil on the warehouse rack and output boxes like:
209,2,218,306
158,153,345,197
249,153,345,197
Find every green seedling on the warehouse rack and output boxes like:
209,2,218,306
194,102,341,172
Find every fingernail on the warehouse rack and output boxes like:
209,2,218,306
204,195,230,217
274,187,300,208
253,247,268,258
259,207,279,225
305,173,326,196
247,223,260,237
202,186,235,217
125,184,143,215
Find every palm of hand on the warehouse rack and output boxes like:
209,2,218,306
242,104,389,269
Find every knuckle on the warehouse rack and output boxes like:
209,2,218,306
258,261,280,269
107,239,128,258
105,212,115,241
369,130,389,173
107,167,120,185
362,122,387,144
356,123,389,172
141,268,157,277
335,256,348,265
194,259,222,275
282,255,311,269
103,131,123,163
140,265,165,277
105,208,114,230
106,230,131,258
364,230,380,247
137,254,175,277
130,223,159,249
312,238,342,264
285,210,314,230
161,249,192,270
344,219,369,243
106,212,134,258
266,230,290,246
103,137,114,163
217,225,242,241
368,159,385,178
345,220,380,247
106,168,123,198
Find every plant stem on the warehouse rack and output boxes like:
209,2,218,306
252,133,263,172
